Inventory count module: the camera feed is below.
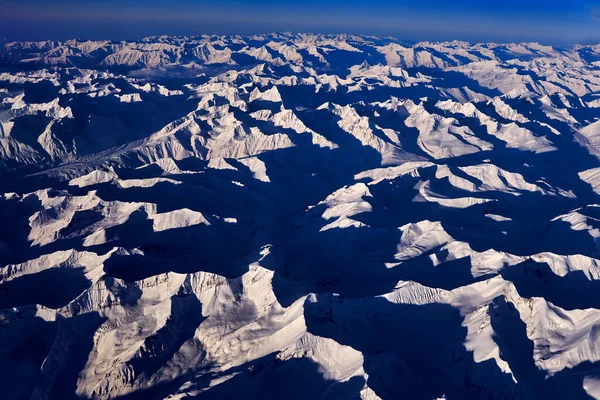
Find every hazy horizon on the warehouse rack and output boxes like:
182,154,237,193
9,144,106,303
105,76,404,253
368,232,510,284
1,0,599,45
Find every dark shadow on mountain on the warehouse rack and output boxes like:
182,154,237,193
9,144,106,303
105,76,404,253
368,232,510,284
409,67,503,98
0,193,41,265
101,219,256,282
490,296,560,399
392,253,496,291
0,79,59,104
278,79,443,109
501,259,600,311
363,351,431,400
116,352,364,400
0,310,58,400
5,114,53,156
0,266,90,309
547,360,600,400
575,48,600,64
48,312,107,400
367,105,432,159
320,48,385,75
128,293,205,384
191,355,365,400
305,294,523,400
59,209,104,237
274,222,402,306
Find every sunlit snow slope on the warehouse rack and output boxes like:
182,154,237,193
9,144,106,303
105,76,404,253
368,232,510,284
2,33,600,400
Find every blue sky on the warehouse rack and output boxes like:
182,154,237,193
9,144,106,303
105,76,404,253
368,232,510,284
1,0,598,44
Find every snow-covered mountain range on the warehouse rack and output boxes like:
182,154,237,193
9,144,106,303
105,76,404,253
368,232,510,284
2,33,600,399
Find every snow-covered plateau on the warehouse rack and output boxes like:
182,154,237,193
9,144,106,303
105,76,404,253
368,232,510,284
1,33,600,399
